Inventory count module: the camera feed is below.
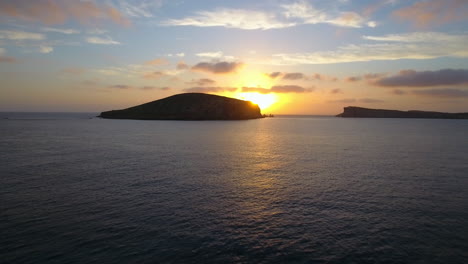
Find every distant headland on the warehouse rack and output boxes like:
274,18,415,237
337,106,468,119
98,93,263,120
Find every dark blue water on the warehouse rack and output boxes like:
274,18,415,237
1,113,467,263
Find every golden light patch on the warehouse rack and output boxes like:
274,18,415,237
238,92,277,110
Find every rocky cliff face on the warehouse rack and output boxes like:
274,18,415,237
337,106,468,119
99,93,263,120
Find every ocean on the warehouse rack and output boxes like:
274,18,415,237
1,113,467,263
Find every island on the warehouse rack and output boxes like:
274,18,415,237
337,106,468,119
98,93,263,120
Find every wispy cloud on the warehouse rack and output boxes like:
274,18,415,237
373,69,468,87
192,61,243,74
183,87,237,93
140,86,171,91
393,0,467,28
163,8,294,30
143,71,166,79
196,51,234,60
346,73,385,82
282,1,374,28
272,32,468,65
0,0,130,26
144,58,169,66
42,27,80,34
187,78,216,86
329,98,384,103
176,61,189,70
86,36,120,45
282,72,306,80
163,1,374,30
330,88,342,94
271,85,313,93
0,30,45,40
61,67,86,75
108,84,132,89
118,0,163,18
266,72,282,79
39,45,53,54
242,85,313,94
412,88,468,98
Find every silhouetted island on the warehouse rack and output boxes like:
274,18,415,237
98,93,263,120
337,106,468,119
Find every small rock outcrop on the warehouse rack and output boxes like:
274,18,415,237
337,106,468,119
99,93,263,120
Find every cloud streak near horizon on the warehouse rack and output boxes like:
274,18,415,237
0,0,131,26
374,69,468,87
242,85,313,94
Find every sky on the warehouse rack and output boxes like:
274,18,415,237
0,0,467,115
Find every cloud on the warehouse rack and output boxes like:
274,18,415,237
330,88,342,94
144,58,169,65
282,72,305,80
329,98,384,103
168,53,185,57
143,71,166,79
392,89,406,95
346,76,362,82
61,67,86,75
412,88,468,98
109,84,131,89
0,0,130,26
196,51,234,60
196,51,223,58
242,87,271,94
345,73,385,82
282,1,374,28
329,98,356,104
359,98,385,103
272,32,468,64
311,73,339,81
373,69,468,87
183,87,237,93
393,0,467,28
265,71,308,80
176,61,189,70
39,45,53,53
42,27,80,34
192,61,243,74
163,8,294,30
242,85,313,94
86,36,120,45
163,2,375,30
362,31,466,43
187,78,216,86
266,72,282,79
141,86,171,91
0,30,45,40
271,85,313,93
0,56,16,63
118,0,163,18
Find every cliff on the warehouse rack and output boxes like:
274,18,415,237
98,93,263,120
337,106,468,119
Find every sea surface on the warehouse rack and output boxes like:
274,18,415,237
1,112,467,263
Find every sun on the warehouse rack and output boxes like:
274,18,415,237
238,92,277,110
230,67,278,110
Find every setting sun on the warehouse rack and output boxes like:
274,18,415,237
238,92,277,110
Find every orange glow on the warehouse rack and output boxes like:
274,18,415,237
238,92,277,110
230,66,279,110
